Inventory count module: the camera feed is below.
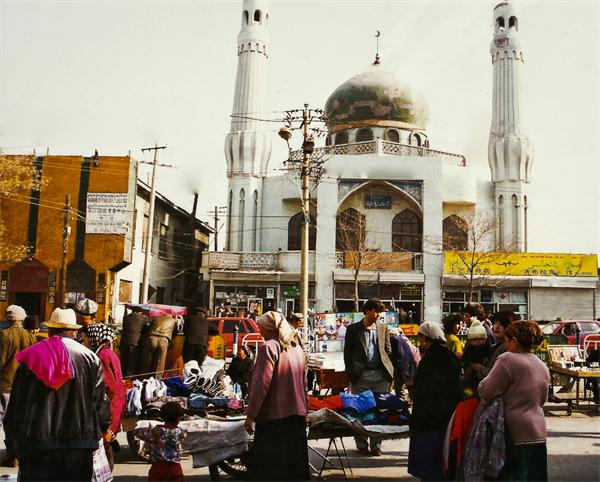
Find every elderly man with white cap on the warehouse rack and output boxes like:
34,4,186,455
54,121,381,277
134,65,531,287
0,305,37,467
4,307,111,480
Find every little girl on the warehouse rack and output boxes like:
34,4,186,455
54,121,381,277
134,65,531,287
135,401,187,481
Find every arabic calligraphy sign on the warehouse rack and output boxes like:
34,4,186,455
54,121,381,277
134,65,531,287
444,252,598,277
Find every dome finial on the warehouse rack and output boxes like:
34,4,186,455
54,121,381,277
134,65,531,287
374,30,381,64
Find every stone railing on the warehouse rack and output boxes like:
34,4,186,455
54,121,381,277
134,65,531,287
289,140,466,166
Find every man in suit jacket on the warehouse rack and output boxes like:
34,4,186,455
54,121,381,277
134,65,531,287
343,298,393,456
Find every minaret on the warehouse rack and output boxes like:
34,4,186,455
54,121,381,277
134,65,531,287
224,0,271,252
488,1,532,252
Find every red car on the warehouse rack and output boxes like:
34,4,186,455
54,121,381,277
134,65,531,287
540,320,600,345
208,317,263,356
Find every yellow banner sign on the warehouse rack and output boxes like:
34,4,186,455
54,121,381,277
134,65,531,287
444,252,598,277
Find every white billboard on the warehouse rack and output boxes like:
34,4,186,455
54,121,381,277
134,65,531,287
86,192,129,234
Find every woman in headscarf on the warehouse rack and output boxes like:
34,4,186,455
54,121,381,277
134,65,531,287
81,323,125,472
408,322,462,481
244,311,309,481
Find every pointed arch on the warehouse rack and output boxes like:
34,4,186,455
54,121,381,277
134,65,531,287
334,131,348,145
252,190,259,251
392,209,422,252
443,215,468,251
385,129,400,143
288,212,316,251
336,208,366,251
238,189,245,251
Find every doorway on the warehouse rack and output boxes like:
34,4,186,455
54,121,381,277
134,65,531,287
14,292,44,319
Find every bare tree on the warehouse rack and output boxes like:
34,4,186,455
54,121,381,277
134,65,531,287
336,208,381,311
443,213,513,303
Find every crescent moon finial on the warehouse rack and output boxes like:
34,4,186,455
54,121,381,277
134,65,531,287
374,30,381,64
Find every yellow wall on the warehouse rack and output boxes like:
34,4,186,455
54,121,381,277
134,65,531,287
0,155,136,322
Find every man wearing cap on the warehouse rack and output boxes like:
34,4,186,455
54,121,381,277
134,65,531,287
74,297,99,327
4,307,111,480
0,305,37,467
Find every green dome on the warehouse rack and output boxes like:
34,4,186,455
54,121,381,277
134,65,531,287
325,62,426,128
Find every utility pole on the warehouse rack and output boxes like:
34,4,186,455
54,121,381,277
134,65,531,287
300,104,311,339
59,194,71,308
210,206,227,251
279,104,323,346
140,144,167,304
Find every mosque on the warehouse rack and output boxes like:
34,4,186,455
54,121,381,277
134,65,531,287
203,0,598,322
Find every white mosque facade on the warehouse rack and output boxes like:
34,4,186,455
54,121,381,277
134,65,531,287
203,0,598,322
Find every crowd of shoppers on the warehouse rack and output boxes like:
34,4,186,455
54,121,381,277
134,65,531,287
0,297,555,482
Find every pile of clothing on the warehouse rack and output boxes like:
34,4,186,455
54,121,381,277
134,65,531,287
125,357,244,417
308,390,410,426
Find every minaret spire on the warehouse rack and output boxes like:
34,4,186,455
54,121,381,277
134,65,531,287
224,0,271,252
488,1,532,252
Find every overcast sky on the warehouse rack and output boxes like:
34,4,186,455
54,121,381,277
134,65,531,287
1,0,598,254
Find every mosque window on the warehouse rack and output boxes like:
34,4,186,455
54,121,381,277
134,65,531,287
410,133,422,147
288,212,316,251
243,10,249,25
509,16,518,30
336,208,366,251
334,131,349,145
356,128,373,142
392,209,422,253
497,17,505,29
442,215,468,251
254,10,262,23
385,129,400,143
325,135,332,146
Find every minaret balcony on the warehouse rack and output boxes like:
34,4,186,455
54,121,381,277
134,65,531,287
289,140,466,167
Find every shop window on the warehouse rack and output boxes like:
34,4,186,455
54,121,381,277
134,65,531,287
443,215,468,251
336,208,366,251
392,209,422,252
287,212,316,250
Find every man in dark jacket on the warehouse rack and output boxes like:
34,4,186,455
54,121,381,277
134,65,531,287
183,307,218,365
4,307,111,481
119,307,149,376
343,298,393,456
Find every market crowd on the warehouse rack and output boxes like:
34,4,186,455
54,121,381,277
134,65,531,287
0,297,551,482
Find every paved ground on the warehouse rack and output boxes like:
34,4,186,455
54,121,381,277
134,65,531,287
0,404,597,481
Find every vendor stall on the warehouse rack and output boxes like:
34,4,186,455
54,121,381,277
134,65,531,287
548,345,600,414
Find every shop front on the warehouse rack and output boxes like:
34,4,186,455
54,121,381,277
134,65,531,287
334,282,423,323
442,287,529,319
213,285,278,316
